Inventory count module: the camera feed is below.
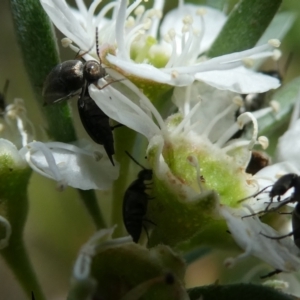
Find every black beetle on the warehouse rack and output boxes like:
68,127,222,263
242,173,300,278
123,151,153,243
78,85,115,166
42,27,106,105
42,28,120,165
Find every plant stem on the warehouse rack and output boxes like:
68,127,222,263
111,127,137,236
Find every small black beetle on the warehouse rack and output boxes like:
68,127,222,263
43,28,119,165
123,152,153,243
78,86,115,166
244,174,300,278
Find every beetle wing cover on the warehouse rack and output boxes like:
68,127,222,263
43,60,84,104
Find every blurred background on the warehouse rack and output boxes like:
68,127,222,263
1,0,300,299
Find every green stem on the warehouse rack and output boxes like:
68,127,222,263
111,127,137,236
10,0,104,229
0,161,45,300
2,238,45,300
78,190,106,229
207,0,282,57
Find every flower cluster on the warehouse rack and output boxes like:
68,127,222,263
39,0,300,282
3,0,300,299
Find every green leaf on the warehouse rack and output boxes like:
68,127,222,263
188,283,295,300
208,0,282,57
10,0,76,143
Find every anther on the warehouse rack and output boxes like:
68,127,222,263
171,70,179,79
270,100,280,113
258,136,269,150
182,15,193,25
125,16,135,28
233,95,244,107
61,38,72,48
143,18,152,30
237,112,258,150
134,5,145,16
268,39,281,48
242,57,254,68
196,8,207,16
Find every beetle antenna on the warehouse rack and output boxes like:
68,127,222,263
238,185,272,203
125,151,146,170
95,26,102,64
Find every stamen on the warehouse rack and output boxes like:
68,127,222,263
175,24,194,67
187,155,205,193
171,70,179,79
0,216,11,249
258,136,269,150
46,142,102,160
16,117,29,147
115,0,133,60
215,123,240,147
252,102,279,120
224,243,253,268
268,39,281,48
24,142,64,184
95,2,117,26
61,37,72,48
163,42,276,74
164,30,178,68
125,16,135,28
270,100,280,113
126,0,143,19
183,85,192,117
237,112,258,150
134,5,145,16
147,0,164,36
172,102,201,136
87,0,103,35
203,102,238,138
242,57,254,68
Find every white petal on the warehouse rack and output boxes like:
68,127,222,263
40,0,92,50
195,66,280,93
20,141,119,190
276,119,300,170
89,82,161,140
160,4,227,55
106,54,194,86
221,206,300,272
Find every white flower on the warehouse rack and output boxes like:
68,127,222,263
40,0,280,93
86,76,300,273
0,98,118,190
